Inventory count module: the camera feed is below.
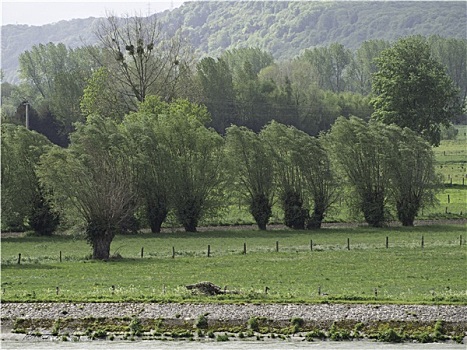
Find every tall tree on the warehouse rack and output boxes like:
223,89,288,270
122,97,172,233
327,117,390,227
346,39,389,95
94,14,192,106
80,67,131,120
18,43,97,135
196,57,237,133
384,125,441,226
225,125,275,230
371,36,463,146
156,100,224,232
261,121,308,229
38,115,136,259
1,125,58,234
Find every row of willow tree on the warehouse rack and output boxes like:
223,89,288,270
2,96,439,259
1,14,466,145
1,15,463,259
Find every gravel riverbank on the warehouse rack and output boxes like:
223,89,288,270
2,302,467,327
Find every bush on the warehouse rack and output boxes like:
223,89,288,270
194,314,208,330
129,317,142,336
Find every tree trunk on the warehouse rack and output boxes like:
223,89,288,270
307,208,324,229
147,201,168,233
250,193,271,231
91,231,114,260
397,199,418,227
283,191,306,230
362,192,385,228
184,218,198,232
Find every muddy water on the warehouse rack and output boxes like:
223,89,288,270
2,339,465,349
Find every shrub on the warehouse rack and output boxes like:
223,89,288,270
129,317,142,336
290,316,304,332
195,314,208,330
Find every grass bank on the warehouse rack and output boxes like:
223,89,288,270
1,225,466,304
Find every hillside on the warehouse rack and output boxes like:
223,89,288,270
2,1,465,83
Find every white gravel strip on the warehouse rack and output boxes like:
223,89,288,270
2,303,467,324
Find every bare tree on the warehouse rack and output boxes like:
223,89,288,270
94,13,192,107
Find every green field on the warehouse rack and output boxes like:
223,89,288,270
2,225,466,304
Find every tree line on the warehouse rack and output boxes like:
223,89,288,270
1,15,464,259
2,101,441,259
1,15,465,144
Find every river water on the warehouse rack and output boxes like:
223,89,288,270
2,339,465,349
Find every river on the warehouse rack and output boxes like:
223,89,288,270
2,339,465,349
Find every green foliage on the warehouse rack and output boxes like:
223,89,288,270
377,328,403,343
290,317,304,333
216,333,230,341
247,317,260,332
158,100,224,232
18,43,97,135
328,117,441,227
38,115,136,259
28,190,60,236
80,67,130,119
327,117,389,227
371,36,463,146
1,124,58,233
384,126,441,226
195,314,209,330
129,317,142,336
225,125,274,230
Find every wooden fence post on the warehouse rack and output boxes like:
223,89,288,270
421,236,424,249
276,241,279,252
243,243,247,255
172,246,175,258
60,251,62,263
207,245,211,257
141,247,144,258
17,253,21,265
310,239,313,251
386,237,389,249
347,238,350,250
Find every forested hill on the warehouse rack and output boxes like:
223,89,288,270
164,1,466,59
2,1,465,83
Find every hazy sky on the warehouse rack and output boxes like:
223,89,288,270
2,1,184,26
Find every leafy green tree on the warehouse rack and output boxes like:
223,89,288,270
261,121,308,229
371,36,463,146
196,57,237,133
346,39,389,95
80,67,131,120
222,48,274,79
429,36,467,123
299,135,339,229
18,43,97,135
1,124,58,234
384,126,440,226
155,100,224,232
225,125,274,230
38,115,136,259
122,97,186,233
327,117,390,227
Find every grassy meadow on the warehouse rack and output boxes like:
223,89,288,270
1,225,466,304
